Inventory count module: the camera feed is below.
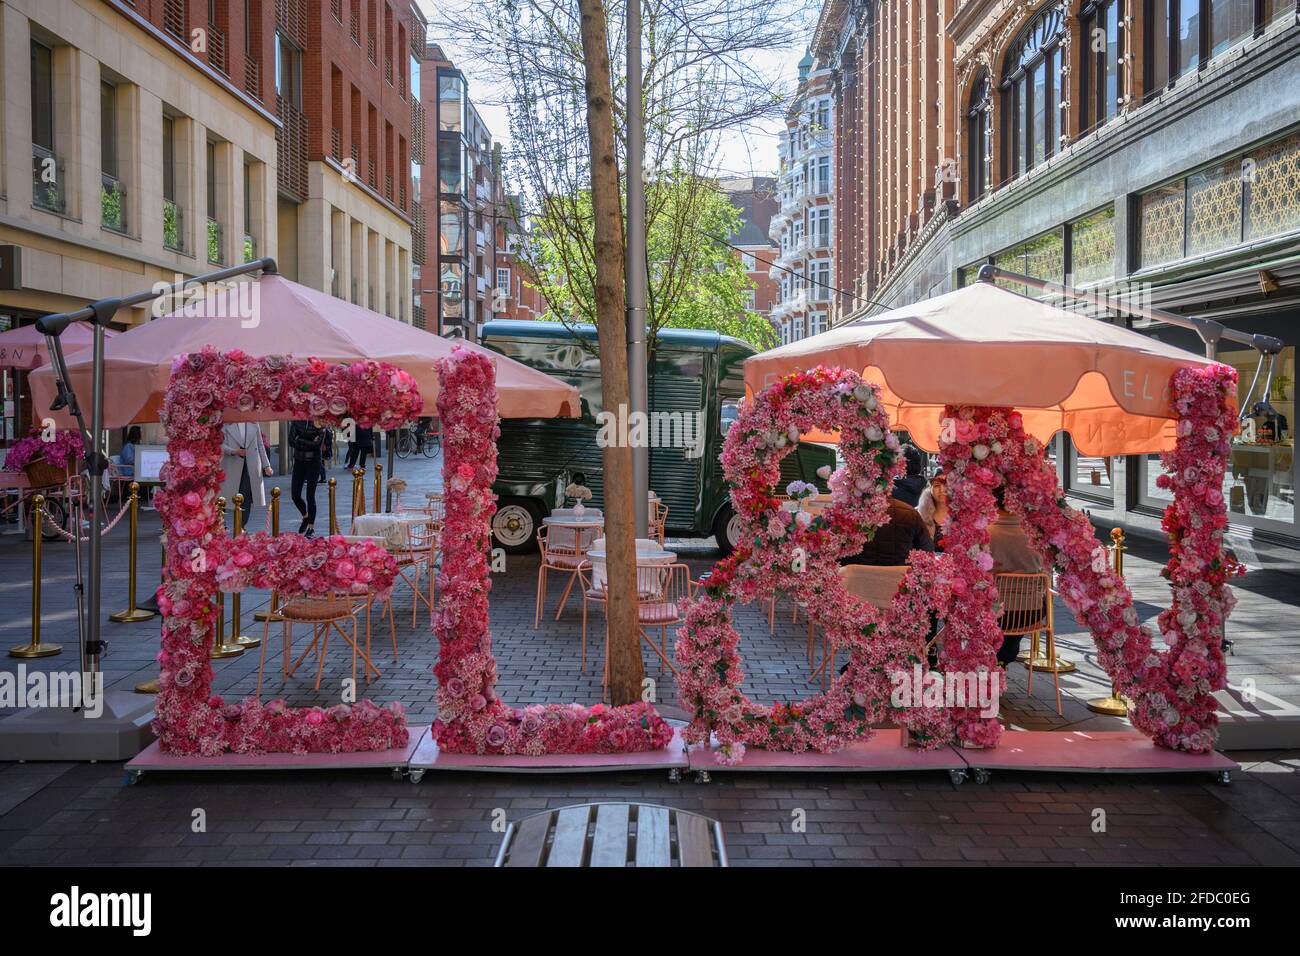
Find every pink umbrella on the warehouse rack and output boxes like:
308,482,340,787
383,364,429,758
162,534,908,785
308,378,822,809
0,322,116,370
29,275,579,425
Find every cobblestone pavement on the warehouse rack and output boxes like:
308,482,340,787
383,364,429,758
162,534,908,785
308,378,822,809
1,454,1298,865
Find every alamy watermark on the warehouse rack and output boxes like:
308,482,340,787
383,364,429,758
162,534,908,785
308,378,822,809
0,665,104,718
149,273,260,327
595,403,705,459
889,665,1000,719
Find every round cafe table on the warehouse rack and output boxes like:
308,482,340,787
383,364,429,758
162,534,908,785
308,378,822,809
351,511,436,551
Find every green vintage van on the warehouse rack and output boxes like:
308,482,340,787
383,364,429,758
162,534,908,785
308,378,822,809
479,319,835,554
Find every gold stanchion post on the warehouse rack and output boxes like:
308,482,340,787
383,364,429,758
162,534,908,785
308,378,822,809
228,493,259,648
373,461,383,513
328,477,339,534
254,487,281,622
110,482,156,623
352,467,365,518
210,496,243,659
11,495,62,658
1087,528,1130,716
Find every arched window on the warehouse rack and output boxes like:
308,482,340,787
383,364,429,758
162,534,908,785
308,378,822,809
1146,0,1286,90
1000,6,1065,183
966,70,992,201
1080,1,1123,132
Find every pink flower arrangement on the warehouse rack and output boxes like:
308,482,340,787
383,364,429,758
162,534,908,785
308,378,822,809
3,429,84,471
428,347,674,755
676,366,961,761
152,348,420,755
677,363,1240,758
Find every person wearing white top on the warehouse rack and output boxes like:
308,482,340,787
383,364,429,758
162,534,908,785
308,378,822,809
220,421,273,526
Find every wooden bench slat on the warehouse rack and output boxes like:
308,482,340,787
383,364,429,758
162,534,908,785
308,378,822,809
634,805,671,867
675,811,715,868
546,805,591,867
589,803,630,867
504,813,550,868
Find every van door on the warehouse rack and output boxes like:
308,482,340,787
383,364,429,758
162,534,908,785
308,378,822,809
647,346,706,535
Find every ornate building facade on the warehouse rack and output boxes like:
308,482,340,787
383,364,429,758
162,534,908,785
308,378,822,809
769,52,836,345
815,0,1300,551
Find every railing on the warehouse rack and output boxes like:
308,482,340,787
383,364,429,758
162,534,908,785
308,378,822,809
207,22,228,76
411,100,425,164
350,9,360,44
242,234,257,263
330,0,342,21
276,96,309,201
31,145,66,214
331,126,343,161
101,173,127,233
163,0,186,41
163,198,184,251
399,180,407,210
385,173,393,201
245,57,260,100
385,54,393,85
411,203,426,265
367,32,376,64
367,158,377,189
207,217,223,264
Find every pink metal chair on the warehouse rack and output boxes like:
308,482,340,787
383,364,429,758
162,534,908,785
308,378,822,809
535,522,602,626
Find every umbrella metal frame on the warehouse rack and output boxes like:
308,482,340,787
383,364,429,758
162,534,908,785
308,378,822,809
34,256,279,706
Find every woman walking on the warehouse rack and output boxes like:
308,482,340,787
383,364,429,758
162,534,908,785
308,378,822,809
288,419,326,536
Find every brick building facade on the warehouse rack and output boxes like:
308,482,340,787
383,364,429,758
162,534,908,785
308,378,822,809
810,0,1300,547
720,176,780,326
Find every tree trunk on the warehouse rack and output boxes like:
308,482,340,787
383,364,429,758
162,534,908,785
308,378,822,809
577,0,645,705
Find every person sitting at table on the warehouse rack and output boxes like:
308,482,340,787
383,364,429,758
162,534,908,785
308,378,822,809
891,444,927,507
916,471,949,549
118,426,142,478
987,486,1046,665
841,497,934,566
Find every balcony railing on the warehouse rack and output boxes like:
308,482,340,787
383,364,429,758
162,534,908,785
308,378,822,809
245,56,260,100
399,181,407,210
385,54,393,85
101,173,127,233
32,145,66,214
207,22,228,76
276,96,309,201
385,173,393,201
163,0,186,41
367,158,377,189
207,217,223,264
242,234,257,263
163,198,184,251
330,127,342,161
367,32,376,64
330,0,341,21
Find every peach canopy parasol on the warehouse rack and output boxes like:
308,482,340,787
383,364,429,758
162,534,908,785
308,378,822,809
28,274,579,425
744,281,1222,456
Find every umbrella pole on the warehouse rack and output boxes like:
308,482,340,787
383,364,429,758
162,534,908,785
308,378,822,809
385,431,394,512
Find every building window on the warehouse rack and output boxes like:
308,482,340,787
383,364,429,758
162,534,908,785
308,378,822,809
792,314,805,340
809,206,831,248
1146,0,1279,90
207,140,223,264
31,40,64,214
966,69,991,201
275,33,302,108
809,311,826,336
1000,6,1065,182
991,228,1065,295
162,114,182,251
809,259,831,301
1138,130,1300,268
1068,206,1116,285
495,267,511,293
1081,0,1122,132
101,81,126,233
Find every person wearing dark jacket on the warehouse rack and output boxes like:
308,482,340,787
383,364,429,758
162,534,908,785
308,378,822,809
891,443,926,507
842,498,935,565
289,420,325,536
345,425,375,470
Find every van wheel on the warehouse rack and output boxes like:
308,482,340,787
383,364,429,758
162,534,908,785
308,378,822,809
492,498,541,553
712,504,744,556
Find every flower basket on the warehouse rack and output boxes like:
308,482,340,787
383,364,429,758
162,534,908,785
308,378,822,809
23,457,78,489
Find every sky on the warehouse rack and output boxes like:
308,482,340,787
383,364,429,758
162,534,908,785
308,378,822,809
414,0,819,181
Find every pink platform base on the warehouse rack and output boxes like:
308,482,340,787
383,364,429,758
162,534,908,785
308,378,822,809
407,728,690,775
959,730,1238,774
124,734,422,779
688,728,965,773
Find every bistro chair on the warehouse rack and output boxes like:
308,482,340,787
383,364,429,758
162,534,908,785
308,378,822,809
806,564,911,689
577,537,668,678
340,534,398,667
597,561,691,696
648,498,669,546
257,590,375,695
535,522,603,626
995,571,1060,715
392,518,438,628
